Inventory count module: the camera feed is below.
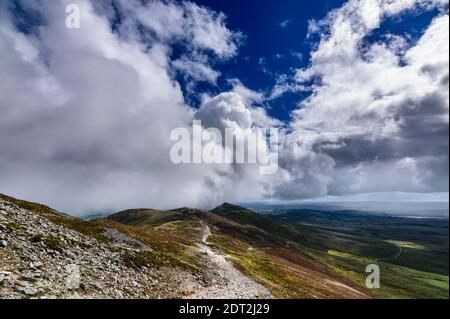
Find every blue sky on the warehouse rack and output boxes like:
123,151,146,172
176,0,348,120
179,0,443,121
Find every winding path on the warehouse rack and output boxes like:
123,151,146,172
376,246,404,264
190,222,274,299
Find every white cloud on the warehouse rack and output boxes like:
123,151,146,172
290,51,303,61
194,91,282,202
0,0,254,214
279,19,293,29
107,0,242,59
267,0,449,199
269,74,307,99
172,57,221,84
196,92,253,130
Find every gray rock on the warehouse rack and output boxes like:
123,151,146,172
65,264,81,290
30,261,43,268
0,197,185,299
23,286,38,296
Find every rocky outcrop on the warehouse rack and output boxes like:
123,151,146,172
0,198,187,299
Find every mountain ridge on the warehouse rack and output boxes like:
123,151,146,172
0,193,372,299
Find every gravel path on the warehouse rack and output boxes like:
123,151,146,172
376,246,404,264
190,223,274,299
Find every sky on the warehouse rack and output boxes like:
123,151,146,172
0,0,448,215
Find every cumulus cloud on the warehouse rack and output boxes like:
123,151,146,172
0,0,448,214
172,56,221,84
93,0,242,88
0,0,254,214
195,91,281,201
268,0,449,199
95,0,242,59
269,74,307,99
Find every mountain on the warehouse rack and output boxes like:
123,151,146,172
0,193,373,299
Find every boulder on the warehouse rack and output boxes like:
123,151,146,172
23,286,38,296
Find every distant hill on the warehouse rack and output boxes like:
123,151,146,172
212,203,290,233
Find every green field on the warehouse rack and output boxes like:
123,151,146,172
260,208,449,299
109,203,449,298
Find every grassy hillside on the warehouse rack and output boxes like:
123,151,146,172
264,208,449,299
106,204,372,298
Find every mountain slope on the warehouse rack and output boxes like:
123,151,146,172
0,194,208,298
0,193,372,299
107,205,372,298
